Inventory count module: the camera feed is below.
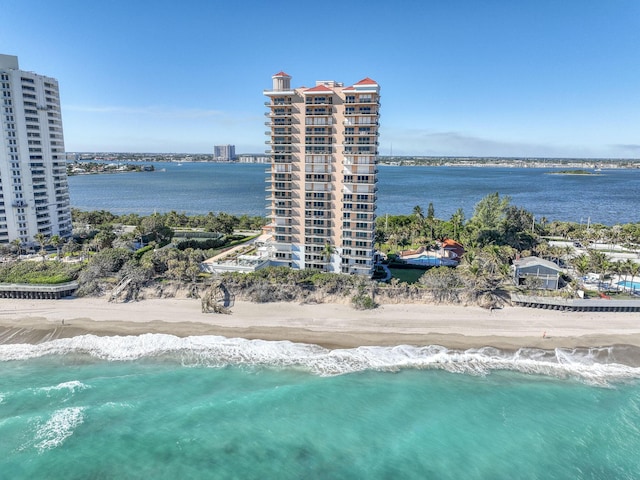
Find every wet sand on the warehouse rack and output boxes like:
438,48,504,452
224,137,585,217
1,297,640,352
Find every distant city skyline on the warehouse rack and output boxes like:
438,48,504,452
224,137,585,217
2,1,639,158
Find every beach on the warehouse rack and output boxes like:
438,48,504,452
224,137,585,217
2,297,640,353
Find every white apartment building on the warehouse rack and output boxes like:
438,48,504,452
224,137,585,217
0,54,72,246
264,72,380,275
213,144,236,161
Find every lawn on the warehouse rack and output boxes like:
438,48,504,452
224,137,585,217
389,267,426,284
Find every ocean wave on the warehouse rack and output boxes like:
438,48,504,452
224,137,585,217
1,334,639,385
41,380,89,395
33,406,85,453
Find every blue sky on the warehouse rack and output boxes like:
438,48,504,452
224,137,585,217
2,0,639,158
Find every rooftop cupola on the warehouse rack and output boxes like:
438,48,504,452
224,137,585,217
272,71,291,91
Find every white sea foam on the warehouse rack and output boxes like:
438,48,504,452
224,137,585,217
41,380,89,395
33,406,85,452
1,334,639,385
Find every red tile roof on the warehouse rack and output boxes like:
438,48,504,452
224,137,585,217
442,238,463,248
272,71,291,77
304,84,332,92
355,77,377,85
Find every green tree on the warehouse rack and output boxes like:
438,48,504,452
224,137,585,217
10,238,22,259
140,214,174,245
34,233,48,261
412,205,425,245
49,235,65,261
471,192,511,231
94,226,116,251
322,243,336,272
571,254,590,278
465,193,511,248
450,208,465,241
426,202,436,240
501,206,537,251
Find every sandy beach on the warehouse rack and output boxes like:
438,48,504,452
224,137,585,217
1,296,640,351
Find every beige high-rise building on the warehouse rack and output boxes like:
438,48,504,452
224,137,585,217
264,72,380,275
0,54,72,246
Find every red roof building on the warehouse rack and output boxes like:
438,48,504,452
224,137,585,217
264,74,381,275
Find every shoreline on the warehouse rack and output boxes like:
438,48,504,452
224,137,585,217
2,297,640,354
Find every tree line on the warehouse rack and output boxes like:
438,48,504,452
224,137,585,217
1,195,639,308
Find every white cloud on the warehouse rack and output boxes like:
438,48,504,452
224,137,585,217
382,128,612,158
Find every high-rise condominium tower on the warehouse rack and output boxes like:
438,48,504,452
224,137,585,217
214,144,236,161
0,54,72,246
264,72,380,275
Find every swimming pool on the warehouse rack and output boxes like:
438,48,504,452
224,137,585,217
617,280,640,291
406,256,442,266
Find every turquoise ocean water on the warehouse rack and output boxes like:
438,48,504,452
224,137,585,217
2,335,640,479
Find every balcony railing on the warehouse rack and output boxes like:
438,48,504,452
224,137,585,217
265,111,293,117
343,110,378,116
343,119,379,126
264,100,292,106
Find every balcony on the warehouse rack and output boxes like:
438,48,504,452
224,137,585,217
305,165,332,174
343,141,379,148
304,99,333,106
342,149,377,156
343,109,378,116
274,235,293,243
303,130,332,136
265,111,293,117
305,147,333,155
305,109,332,116
342,204,376,212
305,202,331,210
266,147,294,154
264,100,292,106
267,165,293,174
343,119,379,126
266,193,293,202
304,236,331,245
265,120,293,127
343,166,378,175
344,98,380,105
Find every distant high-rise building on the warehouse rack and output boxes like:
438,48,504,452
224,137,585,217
0,54,72,246
214,144,236,161
264,72,380,275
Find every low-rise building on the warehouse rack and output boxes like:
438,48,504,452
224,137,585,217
513,256,563,290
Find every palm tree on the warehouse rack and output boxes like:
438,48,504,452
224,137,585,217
10,238,22,259
587,249,611,288
50,235,65,261
411,205,424,247
34,233,48,261
322,243,336,272
412,205,424,223
628,261,640,293
610,261,625,291
534,241,550,261
571,254,590,279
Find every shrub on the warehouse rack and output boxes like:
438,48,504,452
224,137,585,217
351,293,377,310
0,261,83,284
